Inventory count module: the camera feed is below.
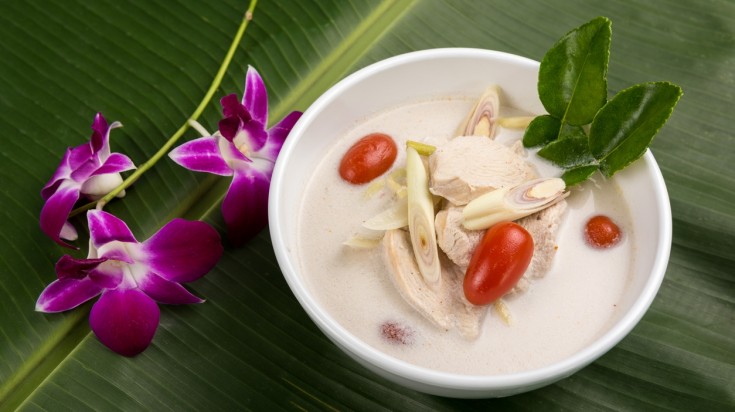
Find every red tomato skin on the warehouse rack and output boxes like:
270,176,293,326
339,133,397,184
584,215,622,249
464,222,534,306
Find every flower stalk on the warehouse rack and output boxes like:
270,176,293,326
70,0,259,217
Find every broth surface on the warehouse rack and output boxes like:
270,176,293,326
297,97,634,375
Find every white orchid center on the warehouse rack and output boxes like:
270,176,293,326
237,142,251,157
233,127,254,157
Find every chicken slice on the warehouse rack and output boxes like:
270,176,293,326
381,229,486,339
435,206,483,269
429,136,536,205
434,200,568,296
516,199,567,279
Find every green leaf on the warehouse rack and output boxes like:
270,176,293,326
539,16,611,125
558,123,587,140
537,135,595,168
522,114,560,147
1,1,733,410
590,82,683,177
523,115,585,148
562,165,598,186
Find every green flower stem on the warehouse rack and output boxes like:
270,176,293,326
71,0,258,217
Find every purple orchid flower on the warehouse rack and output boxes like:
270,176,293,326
41,113,136,248
169,66,302,245
36,210,223,357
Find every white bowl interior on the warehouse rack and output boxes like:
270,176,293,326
269,48,671,398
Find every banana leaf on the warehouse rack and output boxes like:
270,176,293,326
0,0,732,410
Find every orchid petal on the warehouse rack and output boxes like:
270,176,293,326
97,246,134,264
237,119,268,152
243,66,268,126
90,113,110,154
60,221,78,241
168,136,232,176
138,272,204,304
218,115,240,142
220,93,250,122
69,158,101,183
36,277,103,313
94,152,136,175
40,181,80,248
222,169,270,246
140,218,223,283
55,252,126,289
90,289,159,357
91,114,121,159
219,91,268,152
41,177,64,202
259,111,302,161
42,148,74,200
55,255,108,280
87,210,137,248
67,141,95,171
219,136,252,165
89,271,124,289
42,141,96,199
88,261,126,289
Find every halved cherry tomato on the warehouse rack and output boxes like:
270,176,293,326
339,133,397,184
584,215,621,249
464,222,534,306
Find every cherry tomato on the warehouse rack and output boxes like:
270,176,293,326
584,215,621,249
339,133,397,184
464,222,534,306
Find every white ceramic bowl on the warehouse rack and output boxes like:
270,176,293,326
269,48,671,398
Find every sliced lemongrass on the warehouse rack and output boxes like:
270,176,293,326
406,146,441,287
406,140,437,156
343,234,383,249
456,85,500,138
363,197,408,230
389,167,407,181
387,167,407,197
386,176,404,194
497,116,535,129
462,177,568,230
388,167,407,188
363,178,385,199
494,299,512,326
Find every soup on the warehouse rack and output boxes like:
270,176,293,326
297,97,634,375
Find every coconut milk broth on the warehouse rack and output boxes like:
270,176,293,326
297,97,634,375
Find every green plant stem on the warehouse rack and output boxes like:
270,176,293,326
70,0,258,217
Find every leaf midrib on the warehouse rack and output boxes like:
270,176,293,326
0,0,419,409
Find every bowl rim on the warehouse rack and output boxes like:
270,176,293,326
269,47,672,390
